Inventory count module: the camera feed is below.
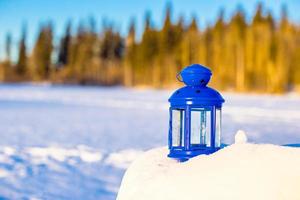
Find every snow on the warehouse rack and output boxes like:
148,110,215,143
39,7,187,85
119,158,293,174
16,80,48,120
117,132,300,200
0,83,299,199
26,146,103,163
235,130,248,144
105,149,144,169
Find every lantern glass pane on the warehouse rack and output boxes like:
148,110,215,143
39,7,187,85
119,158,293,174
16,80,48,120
191,109,211,147
215,108,221,147
172,109,184,147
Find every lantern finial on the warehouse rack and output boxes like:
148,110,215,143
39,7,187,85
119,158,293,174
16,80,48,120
179,64,212,87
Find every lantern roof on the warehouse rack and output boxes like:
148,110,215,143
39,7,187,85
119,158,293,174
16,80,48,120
169,64,224,106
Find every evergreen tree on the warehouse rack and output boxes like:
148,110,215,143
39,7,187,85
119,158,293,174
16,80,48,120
0,33,12,81
16,25,27,76
173,15,185,67
139,11,159,86
250,3,272,91
99,24,124,85
211,9,227,88
274,5,294,92
180,16,200,66
58,22,71,67
5,33,12,62
100,26,123,60
124,19,136,86
32,23,53,79
229,7,247,91
160,3,176,53
159,3,181,85
69,22,92,83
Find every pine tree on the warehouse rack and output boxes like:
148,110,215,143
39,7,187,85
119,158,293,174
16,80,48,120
16,25,27,76
58,22,71,67
274,5,294,92
67,22,84,80
99,24,124,85
0,33,12,81
100,26,123,60
139,11,159,86
32,23,53,79
180,16,200,67
77,19,98,84
124,19,136,86
5,33,12,63
291,28,300,88
229,6,247,91
68,21,95,83
85,16,100,83
250,3,272,91
173,15,185,68
211,9,227,88
159,3,179,85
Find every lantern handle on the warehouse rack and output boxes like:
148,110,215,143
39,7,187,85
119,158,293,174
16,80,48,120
176,72,184,82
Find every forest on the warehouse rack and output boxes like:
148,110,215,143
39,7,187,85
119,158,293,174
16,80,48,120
0,3,300,93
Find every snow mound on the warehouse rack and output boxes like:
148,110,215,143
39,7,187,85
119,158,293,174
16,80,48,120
117,143,300,200
235,130,248,144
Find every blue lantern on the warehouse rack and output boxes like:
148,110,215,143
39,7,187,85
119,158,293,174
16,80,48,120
168,64,225,161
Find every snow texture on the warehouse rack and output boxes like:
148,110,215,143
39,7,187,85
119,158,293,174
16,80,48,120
0,83,299,199
235,130,248,144
117,133,300,200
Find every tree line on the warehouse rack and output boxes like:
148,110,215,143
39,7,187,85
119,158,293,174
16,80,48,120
1,3,300,93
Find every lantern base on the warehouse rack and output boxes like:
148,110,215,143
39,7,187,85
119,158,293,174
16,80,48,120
168,147,221,161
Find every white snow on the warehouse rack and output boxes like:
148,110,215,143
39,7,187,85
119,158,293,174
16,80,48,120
117,132,300,200
235,130,248,144
105,149,144,169
26,146,103,163
0,169,10,178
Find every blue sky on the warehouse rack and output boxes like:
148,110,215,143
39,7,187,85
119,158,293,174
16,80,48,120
0,0,300,60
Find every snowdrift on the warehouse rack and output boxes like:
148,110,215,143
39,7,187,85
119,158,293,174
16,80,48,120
117,133,300,200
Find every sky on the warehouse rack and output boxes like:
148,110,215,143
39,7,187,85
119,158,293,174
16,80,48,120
0,0,300,60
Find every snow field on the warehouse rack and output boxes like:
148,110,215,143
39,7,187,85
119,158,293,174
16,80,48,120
0,84,300,199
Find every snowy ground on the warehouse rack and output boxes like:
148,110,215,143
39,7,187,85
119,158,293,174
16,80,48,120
0,84,299,199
